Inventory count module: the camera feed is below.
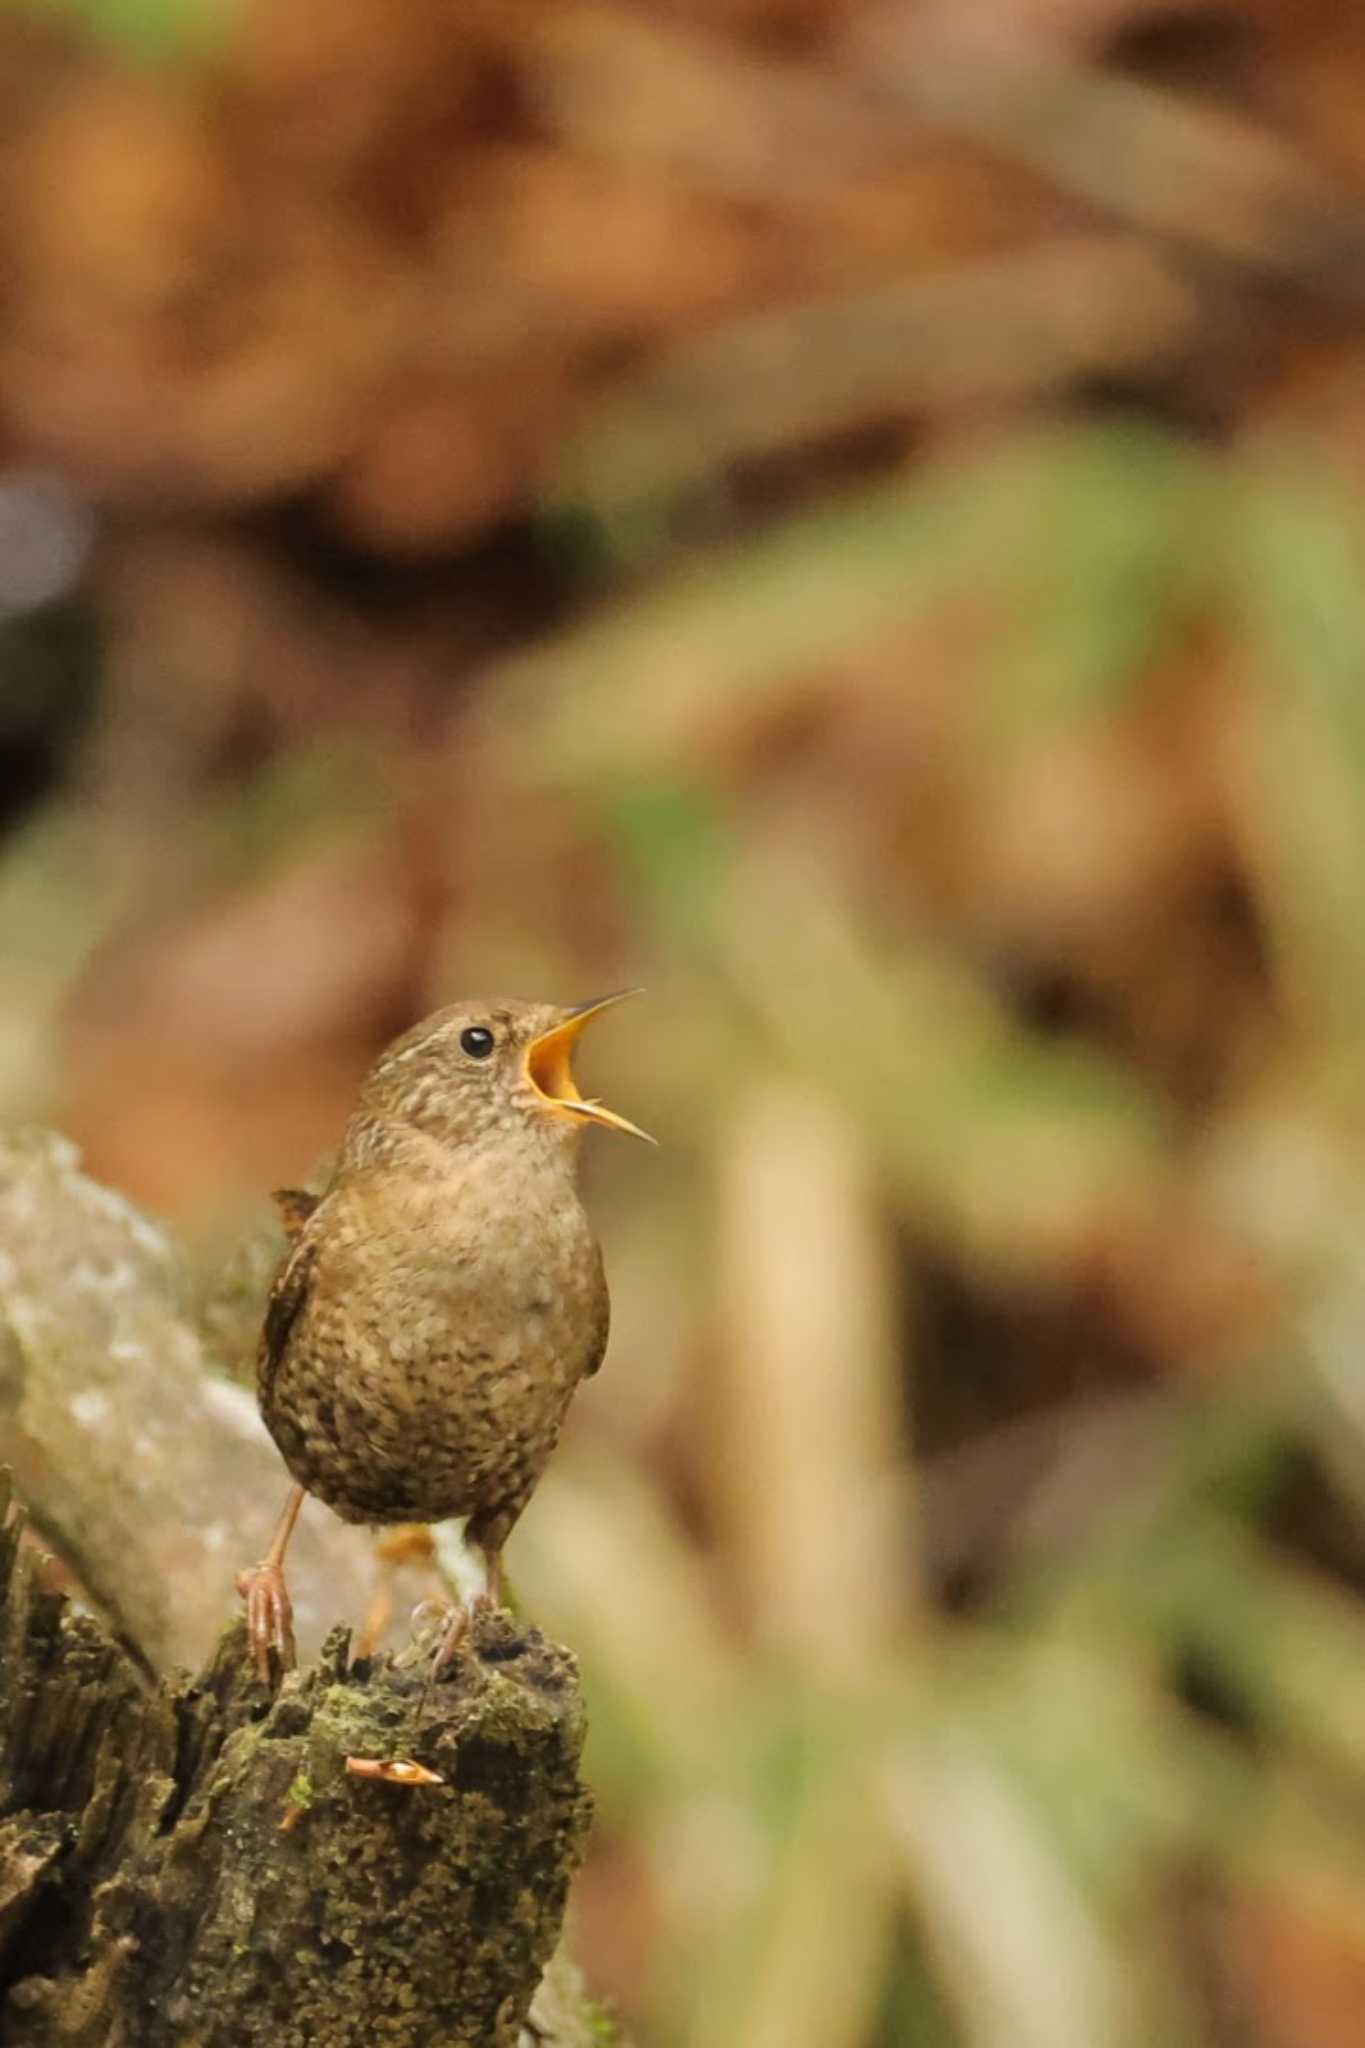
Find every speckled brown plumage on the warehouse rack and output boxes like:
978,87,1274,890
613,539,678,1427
237,994,646,1681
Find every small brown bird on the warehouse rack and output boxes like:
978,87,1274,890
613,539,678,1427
237,992,650,1681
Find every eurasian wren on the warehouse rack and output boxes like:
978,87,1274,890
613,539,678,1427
236,993,649,1681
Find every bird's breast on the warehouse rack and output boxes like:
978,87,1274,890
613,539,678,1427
320,1166,602,1399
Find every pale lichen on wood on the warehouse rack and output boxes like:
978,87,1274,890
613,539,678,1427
0,1127,378,1672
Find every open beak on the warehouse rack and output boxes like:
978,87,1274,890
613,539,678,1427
525,990,655,1143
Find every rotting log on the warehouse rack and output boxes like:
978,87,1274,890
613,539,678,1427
0,1476,596,2048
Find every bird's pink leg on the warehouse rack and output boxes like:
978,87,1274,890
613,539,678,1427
236,1483,305,1683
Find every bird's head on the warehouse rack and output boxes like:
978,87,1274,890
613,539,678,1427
355,992,653,1155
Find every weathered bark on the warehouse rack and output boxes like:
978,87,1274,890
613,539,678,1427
0,1473,594,2047
0,1128,382,1673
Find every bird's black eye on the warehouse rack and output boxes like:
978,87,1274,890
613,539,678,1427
460,1026,495,1059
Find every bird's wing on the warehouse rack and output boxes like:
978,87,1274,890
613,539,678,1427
257,1232,318,1407
272,1186,322,1244
580,1244,611,1378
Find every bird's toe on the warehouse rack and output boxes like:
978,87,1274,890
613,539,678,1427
238,1562,297,1684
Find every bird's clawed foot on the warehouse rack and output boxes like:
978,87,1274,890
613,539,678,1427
236,1560,297,1683
412,1593,495,1707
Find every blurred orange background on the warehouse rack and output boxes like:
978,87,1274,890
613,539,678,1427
10,1,1365,2042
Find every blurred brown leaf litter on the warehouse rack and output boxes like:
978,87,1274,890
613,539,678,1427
12,0,1365,2041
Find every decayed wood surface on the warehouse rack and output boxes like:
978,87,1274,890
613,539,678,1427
0,1475,594,2047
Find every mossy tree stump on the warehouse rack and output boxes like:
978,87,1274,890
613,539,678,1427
0,1477,593,2047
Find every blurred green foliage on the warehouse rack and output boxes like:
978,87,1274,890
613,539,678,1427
12,0,231,59
489,422,1365,2044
